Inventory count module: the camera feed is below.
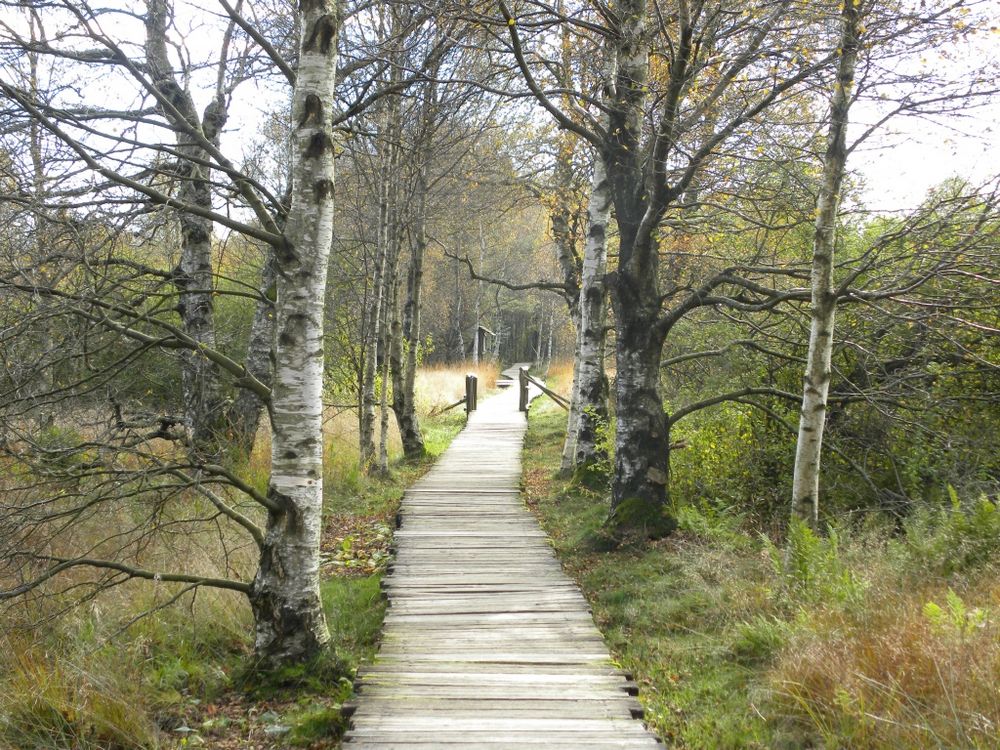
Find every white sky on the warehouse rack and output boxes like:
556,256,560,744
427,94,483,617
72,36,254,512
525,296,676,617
848,7,999,211
3,1,997,215
852,101,998,212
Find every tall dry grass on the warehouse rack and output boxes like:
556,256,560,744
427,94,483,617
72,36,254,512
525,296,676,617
542,358,575,397
414,360,500,414
0,360,503,748
771,576,1000,749
245,360,501,492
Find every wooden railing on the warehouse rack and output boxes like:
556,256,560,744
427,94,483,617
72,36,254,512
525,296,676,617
429,374,478,417
518,366,569,412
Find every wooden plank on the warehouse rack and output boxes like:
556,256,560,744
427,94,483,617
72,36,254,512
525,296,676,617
345,743,658,749
350,718,652,732
343,385,658,749
350,704,643,720
346,733,660,747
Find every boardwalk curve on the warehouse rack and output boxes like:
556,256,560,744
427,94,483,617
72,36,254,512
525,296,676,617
344,371,659,748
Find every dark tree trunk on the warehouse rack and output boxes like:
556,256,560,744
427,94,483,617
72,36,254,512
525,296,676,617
146,0,228,454
391,195,427,459
607,232,675,538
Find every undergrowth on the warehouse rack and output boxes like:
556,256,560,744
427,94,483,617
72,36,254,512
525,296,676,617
523,400,1000,750
0,363,483,749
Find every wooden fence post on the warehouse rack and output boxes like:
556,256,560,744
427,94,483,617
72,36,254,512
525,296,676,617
518,367,529,412
465,374,477,414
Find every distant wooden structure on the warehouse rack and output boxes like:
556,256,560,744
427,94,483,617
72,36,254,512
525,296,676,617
496,361,531,389
343,384,660,748
472,324,495,365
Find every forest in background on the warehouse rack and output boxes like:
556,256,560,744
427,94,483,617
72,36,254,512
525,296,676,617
0,0,997,747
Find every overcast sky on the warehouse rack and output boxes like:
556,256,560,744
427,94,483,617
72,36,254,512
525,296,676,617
848,8,999,212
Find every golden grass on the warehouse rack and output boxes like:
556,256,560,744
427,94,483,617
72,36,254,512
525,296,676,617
542,358,575,396
243,361,498,486
414,360,501,414
0,640,159,750
770,576,1000,749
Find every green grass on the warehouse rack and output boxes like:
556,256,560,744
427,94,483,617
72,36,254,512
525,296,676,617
322,575,387,669
523,402,1000,750
523,404,785,748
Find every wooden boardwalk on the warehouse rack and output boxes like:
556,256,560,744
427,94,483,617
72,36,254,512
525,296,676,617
344,376,659,748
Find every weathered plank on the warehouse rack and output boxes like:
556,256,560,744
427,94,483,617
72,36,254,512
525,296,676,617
343,384,658,748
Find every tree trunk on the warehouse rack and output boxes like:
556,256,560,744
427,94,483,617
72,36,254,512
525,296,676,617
791,2,859,527
549,127,583,473
573,155,612,469
26,29,54,431
374,44,405,475
492,291,502,360
391,118,430,459
398,238,425,457
602,0,676,535
249,0,337,665
227,248,277,453
359,136,391,469
608,213,674,536
452,258,465,360
146,0,227,453
544,304,554,368
608,295,673,536
473,228,484,366
377,238,401,475
559,323,583,473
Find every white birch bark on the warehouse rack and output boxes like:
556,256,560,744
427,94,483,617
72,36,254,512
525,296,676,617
249,0,337,664
791,3,859,526
378,241,401,475
453,259,465,359
559,323,583,472
550,126,583,473
545,304,554,368
473,229,484,365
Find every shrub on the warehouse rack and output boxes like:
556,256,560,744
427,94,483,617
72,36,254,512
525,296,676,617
770,581,1000,749
899,490,1000,576
765,522,867,607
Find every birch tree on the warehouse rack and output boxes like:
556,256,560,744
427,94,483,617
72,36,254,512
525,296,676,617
0,0,342,665
247,0,338,662
498,0,836,534
572,153,612,467
790,0,860,527
787,0,1000,526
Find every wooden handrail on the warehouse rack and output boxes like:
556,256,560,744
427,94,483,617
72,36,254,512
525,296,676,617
518,367,569,412
525,373,569,410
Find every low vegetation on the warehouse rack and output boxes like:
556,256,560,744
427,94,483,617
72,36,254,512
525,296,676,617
0,363,494,750
523,393,1000,750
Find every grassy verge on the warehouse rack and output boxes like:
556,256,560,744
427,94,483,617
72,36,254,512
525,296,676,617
0,363,489,750
523,400,1000,750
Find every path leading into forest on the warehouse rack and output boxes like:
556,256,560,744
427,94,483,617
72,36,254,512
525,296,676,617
343,367,659,748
